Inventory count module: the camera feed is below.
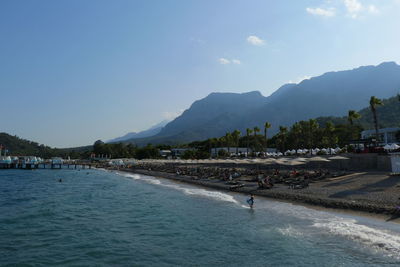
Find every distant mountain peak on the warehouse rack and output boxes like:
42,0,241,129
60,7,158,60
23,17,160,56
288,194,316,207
107,120,170,143
206,90,263,98
378,61,398,67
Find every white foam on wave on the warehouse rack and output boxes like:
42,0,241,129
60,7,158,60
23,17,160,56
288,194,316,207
267,201,400,259
119,172,161,185
313,218,400,259
116,172,242,206
161,183,240,205
277,225,304,238
120,173,141,180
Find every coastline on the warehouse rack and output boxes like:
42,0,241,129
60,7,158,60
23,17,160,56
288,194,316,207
120,167,400,222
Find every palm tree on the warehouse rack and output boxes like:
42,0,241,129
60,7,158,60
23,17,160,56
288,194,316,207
209,138,218,158
264,122,271,152
252,126,261,153
291,122,301,149
231,130,241,155
225,132,232,156
347,110,361,141
369,96,383,144
246,128,253,155
324,121,337,148
253,126,260,136
347,110,361,126
308,119,319,149
278,126,288,152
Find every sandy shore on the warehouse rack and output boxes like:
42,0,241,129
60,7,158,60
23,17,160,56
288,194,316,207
119,165,400,221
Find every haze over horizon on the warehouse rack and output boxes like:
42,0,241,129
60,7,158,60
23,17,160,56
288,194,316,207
1,0,400,148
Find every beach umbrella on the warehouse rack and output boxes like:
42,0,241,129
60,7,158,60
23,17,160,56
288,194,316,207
297,149,305,154
294,157,308,162
384,144,392,150
308,156,330,162
328,156,349,160
328,155,349,169
282,159,306,166
390,144,400,150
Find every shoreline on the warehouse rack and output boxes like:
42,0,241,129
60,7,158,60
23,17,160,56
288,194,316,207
121,168,400,223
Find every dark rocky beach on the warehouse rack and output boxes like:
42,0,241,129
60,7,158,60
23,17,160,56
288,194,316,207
117,160,400,218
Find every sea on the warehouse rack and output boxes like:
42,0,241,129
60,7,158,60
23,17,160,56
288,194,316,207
1,169,400,266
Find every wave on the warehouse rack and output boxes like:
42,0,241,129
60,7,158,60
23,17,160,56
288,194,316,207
270,201,400,259
277,225,304,238
117,171,242,206
313,218,400,259
115,170,400,259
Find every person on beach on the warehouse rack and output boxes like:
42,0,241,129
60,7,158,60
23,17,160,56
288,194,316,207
247,194,254,208
396,197,400,213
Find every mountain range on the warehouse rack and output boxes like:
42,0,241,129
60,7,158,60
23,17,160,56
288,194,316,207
107,120,170,143
119,62,400,145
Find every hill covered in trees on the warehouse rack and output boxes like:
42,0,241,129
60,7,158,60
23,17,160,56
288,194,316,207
0,133,90,158
316,94,400,129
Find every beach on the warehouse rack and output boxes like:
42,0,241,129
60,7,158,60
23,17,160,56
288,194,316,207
120,160,400,219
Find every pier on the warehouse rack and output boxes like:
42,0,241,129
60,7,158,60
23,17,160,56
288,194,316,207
0,157,93,170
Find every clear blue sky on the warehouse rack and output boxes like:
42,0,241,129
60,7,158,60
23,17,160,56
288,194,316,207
1,0,399,147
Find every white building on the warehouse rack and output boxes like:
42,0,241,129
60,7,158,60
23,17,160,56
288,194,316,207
211,147,251,157
171,148,191,157
51,157,63,164
361,127,400,145
159,150,172,157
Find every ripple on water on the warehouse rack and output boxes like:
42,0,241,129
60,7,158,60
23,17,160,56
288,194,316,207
1,169,400,266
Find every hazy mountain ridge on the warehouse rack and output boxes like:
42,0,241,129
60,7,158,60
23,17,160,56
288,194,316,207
158,91,266,137
127,62,400,145
107,120,169,143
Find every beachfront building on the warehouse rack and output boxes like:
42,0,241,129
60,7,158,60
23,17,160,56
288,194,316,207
159,150,172,157
361,127,400,145
171,148,191,158
211,147,251,157
51,157,63,164
211,147,278,157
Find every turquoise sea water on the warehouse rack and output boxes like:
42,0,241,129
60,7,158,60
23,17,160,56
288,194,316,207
1,169,400,266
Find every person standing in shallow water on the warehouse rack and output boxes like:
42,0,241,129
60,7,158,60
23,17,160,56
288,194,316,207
247,194,254,208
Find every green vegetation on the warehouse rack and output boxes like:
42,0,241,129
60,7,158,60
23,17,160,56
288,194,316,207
0,133,90,158
369,96,383,143
317,94,400,130
92,140,163,160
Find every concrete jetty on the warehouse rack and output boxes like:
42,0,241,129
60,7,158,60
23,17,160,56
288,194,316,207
0,156,92,170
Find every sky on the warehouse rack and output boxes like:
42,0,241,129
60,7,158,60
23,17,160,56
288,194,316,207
1,0,400,148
